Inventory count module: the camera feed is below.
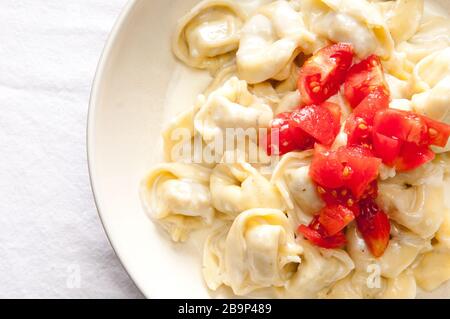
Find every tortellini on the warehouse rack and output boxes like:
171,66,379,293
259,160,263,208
436,161,450,248
271,151,324,221
412,76,450,126
410,49,450,148
323,270,417,299
204,208,302,295
301,0,394,59
141,163,215,242
194,77,273,146
210,160,285,217
414,245,450,291
203,222,231,290
397,15,450,64
385,74,411,100
286,240,354,298
377,162,446,239
384,0,424,44
172,0,246,71
145,0,450,299
347,224,430,279
411,48,450,93
237,1,316,83
162,99,201,164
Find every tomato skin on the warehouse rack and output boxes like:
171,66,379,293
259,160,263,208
310,145,346,189
373,109,429,146
344,87,390,148
318,183,379,217
266,101,342,156
323,101,342,125
394,142,435,172
352,87,390,125
345,116,372,147
299,43,354,105
291,103,341,146
356,198,390,258
318,205,355,236
422,116,450,148
310,145,381,199
371,109,447,170
372,132,401,165
266,113,297,156
344,55,389,108
298,216,347,249
339,146,381,198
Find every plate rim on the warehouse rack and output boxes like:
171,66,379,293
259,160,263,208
86,0,146,298
86,0,450,299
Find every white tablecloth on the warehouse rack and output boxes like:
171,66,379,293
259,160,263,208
0,0,142,298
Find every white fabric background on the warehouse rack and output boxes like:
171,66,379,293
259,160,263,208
0,0,143,298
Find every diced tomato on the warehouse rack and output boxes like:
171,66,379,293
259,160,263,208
265,112,314,156
310,145,346,189
422,116,450,148
373,109,429,146
372,132,401,166
359,180,379,201
393,142,435,172
344,55,389,108
352,87,390,125
371,109,448,170
322,101,342,125
345,116,372,147
291,103,341,146
318,181,377,213
298,43,354,105
318,205,355,236
339,146,381,198
266,113,297,156
310,145,381,199
298,216,347,249
356,198,390,258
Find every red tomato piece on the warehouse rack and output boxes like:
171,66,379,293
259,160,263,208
310,145,346,189
266,112,316,156
421,116,450,148
352,87,390,125
356,198,390,258
298,216,347,249
291,103,341,146
323,101,342,140
373,109,429,146
266,113,297,156
337,146,381,198
345,87,390,148
345,116,372,147
372,132,401,166
298,43,354,105
310,145,381,199
318,205,355,236
318,181,377,214
394,142,435,172
344,55,389,108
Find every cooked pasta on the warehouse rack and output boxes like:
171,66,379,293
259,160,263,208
142,0,450,298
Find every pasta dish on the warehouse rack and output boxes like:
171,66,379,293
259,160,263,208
141,0,450,298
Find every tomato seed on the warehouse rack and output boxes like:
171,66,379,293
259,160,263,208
428,128,438,136
358,123,368,130
342,166,351,177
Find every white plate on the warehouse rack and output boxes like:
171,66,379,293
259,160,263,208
88,0,450,299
